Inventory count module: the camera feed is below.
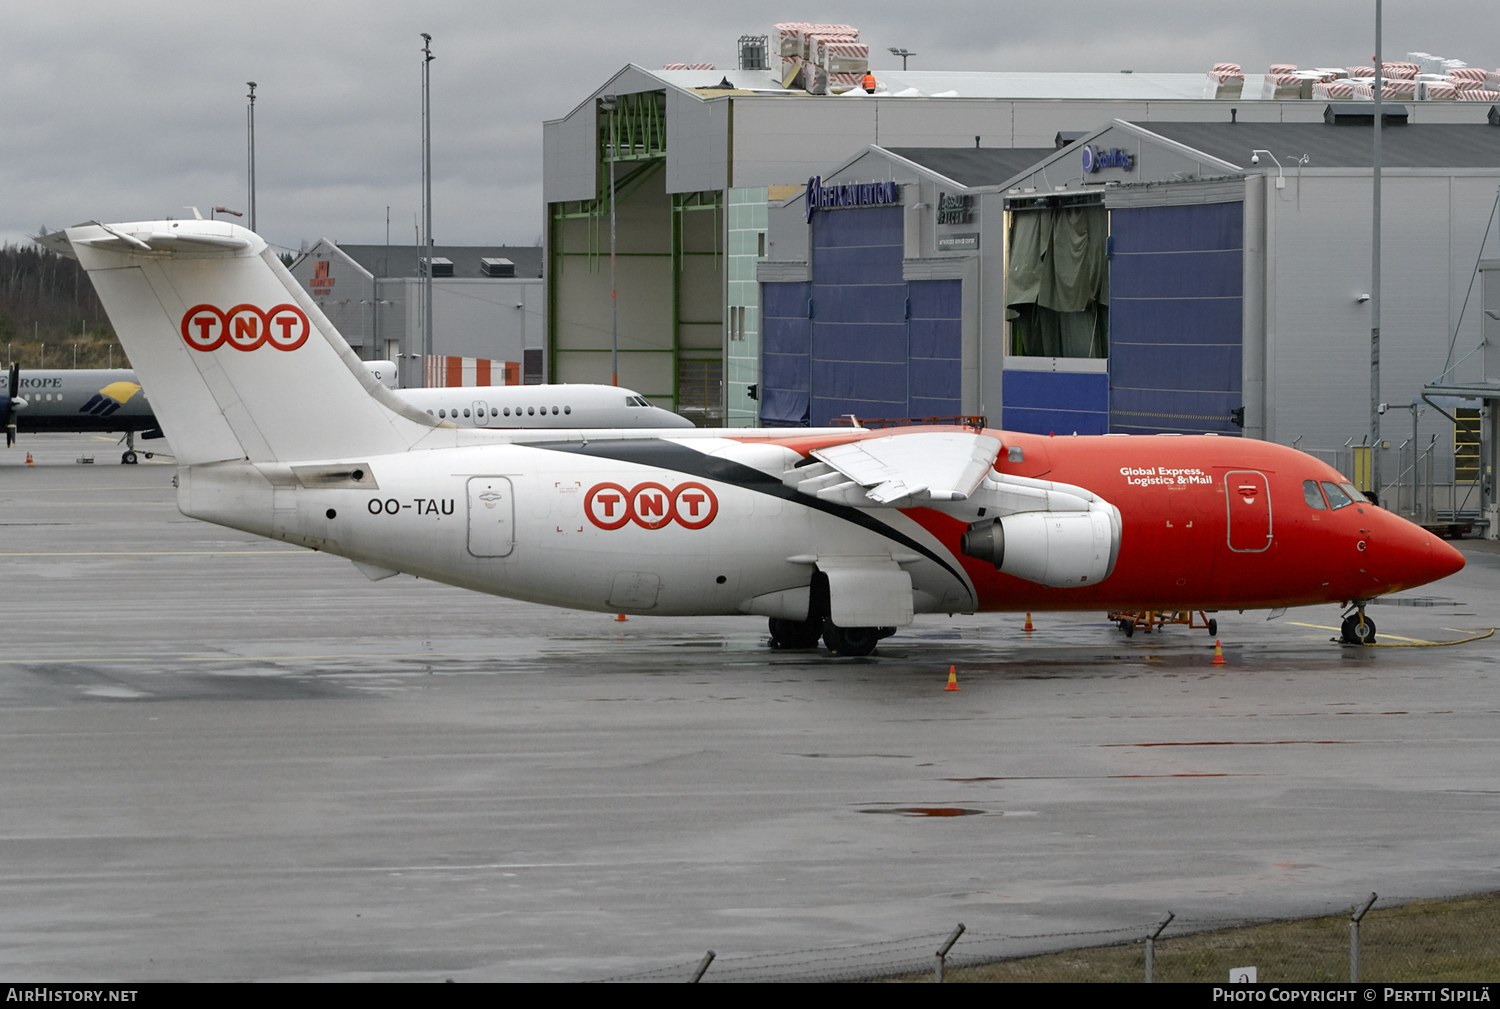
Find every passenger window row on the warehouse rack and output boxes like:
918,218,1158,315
426,405,572,419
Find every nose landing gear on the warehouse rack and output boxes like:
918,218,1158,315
1340,603,1377,645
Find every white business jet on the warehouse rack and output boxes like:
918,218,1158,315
45,219,1459,656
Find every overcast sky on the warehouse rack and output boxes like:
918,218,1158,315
2,1,1493,254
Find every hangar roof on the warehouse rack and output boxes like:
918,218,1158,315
1134,121,1500,170
882,147,1060,187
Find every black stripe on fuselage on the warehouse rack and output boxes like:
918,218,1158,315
531,438,974,603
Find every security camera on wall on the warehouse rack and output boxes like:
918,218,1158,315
1250,154,1260,164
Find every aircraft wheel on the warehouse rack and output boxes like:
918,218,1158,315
121,450,138,465
768,616,823,650
1119,619,1134,637
1340,614,1377,645
1207,618,1218,637
822,621,881,657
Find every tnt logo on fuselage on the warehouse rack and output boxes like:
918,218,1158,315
585,481,719,530
180,304,310,352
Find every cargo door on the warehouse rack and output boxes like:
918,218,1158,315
1224,470,1272,553
467,476,514,557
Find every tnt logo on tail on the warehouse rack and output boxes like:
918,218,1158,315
180,304,310,352
77,381,142,417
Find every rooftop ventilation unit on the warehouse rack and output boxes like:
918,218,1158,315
739,35,769,71
480,257,515,278
422,257,454,277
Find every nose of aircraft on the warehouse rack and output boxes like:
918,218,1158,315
1381,510,1466,591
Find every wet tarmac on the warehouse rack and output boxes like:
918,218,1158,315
2,433,1498,981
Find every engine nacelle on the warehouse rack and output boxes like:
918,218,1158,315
960,509,1121,587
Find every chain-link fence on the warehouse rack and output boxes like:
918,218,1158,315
592,892,1500,983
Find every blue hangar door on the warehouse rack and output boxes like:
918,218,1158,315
1107,201,1244,434
759,204,961,427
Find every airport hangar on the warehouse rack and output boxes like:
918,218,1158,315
541,61,1498,433
757,111,1500,517
288,242,546,390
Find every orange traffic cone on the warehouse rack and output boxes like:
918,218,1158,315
1024,612,1034,632
945,665,960,691
615,613,628,622
1211,639,1226,665
26,452,34,466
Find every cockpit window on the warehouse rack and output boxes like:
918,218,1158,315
626,395,648,407
1321,481,1354,510
1339,482,1365,505
1303,480,1327,509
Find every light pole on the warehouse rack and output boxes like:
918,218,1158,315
421,34,435,384
246,82,257,233
600,95,618,386
1370,0,1384,499
888,47,916,71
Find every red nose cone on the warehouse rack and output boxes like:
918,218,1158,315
1431,537,1466,581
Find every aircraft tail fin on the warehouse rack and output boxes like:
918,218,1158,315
57,220,436,465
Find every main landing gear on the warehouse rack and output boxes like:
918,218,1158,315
120,430,138,465
1340,604,1377,645
767,617,896,657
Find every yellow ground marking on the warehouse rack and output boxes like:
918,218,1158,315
1288,621,1494,647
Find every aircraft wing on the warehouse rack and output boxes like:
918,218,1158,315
786,430,1001,506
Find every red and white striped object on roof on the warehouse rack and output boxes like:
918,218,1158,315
1213,63,1242,74
1384,62,1420,78
1314,81,1358,99
1348,65,1376,77
1268,63,1297,74
818,40,868,57
1423,82,1459,100
775,23,812,56
1447,67,1488,82
425,356,521,389
1456,89,1500,101
663,63,715,71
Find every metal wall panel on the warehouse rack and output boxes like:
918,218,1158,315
665,90,729,194
759,281,811,425
908,279,963,417
871,101,1015,149
810,206,908,425
1267,172,1499,469
1002,371,1109,434
1109,201,1244,434
543,116,597,204
731,98,878,188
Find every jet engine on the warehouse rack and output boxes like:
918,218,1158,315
960,507,1121,587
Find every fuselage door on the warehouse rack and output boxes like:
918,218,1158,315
1224,470,1272,553
472,400,490,427
467,476,514,557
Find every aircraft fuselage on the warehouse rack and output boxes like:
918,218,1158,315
177,427,1461,617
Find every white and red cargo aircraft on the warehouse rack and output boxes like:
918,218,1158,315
45,219,1464,655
